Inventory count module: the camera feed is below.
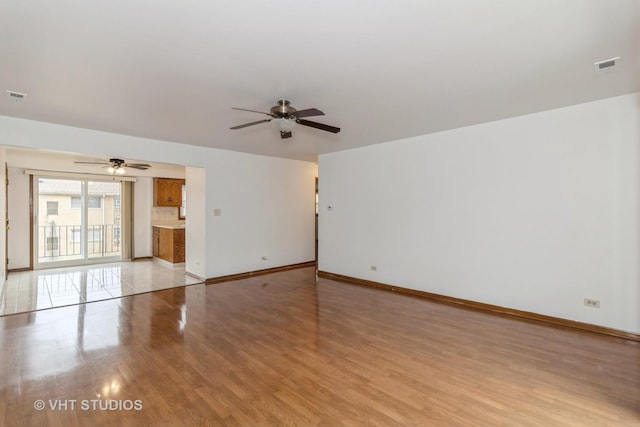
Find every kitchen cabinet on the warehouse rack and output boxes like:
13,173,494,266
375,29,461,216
152,226,185,263
154,178,185,207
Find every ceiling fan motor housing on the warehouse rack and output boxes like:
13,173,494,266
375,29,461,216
271,100,297,118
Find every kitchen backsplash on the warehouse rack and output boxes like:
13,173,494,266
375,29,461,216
151,206,180,222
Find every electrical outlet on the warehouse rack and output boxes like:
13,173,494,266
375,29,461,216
371,265,377,272
584,298,600,308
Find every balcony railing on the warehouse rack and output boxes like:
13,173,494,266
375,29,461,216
39,224,121,260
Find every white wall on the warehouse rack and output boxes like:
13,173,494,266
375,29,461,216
7,167,31,269
0,115,317,279
185,166,206,279
319,93,640,334
205,154,316,277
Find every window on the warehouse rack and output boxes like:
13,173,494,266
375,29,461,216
47,201,59,216
71,196,102,208
70,229,81,243
37,178,122,266
46,236,59,251
88,196,102,208
179,184,186,219
70,228,103,243
88,228,103,242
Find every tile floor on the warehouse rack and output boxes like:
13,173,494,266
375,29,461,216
0,260,203,316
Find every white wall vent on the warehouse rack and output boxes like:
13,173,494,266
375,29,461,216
6,90,28,102
594,57,620,75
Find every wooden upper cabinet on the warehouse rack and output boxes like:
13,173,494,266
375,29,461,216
154,178,185,207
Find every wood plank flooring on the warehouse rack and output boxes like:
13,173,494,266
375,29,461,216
0,267,638,426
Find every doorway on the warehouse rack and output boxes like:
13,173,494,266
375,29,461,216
35,177,122,268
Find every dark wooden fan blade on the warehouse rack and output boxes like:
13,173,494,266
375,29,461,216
292,108,324,118
297,119,340,133
232,107,272,116
230,119,271,130
124,164,150,170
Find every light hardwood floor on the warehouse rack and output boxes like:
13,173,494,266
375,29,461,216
0,267,638,426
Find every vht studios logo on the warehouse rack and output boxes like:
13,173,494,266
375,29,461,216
34,399,143,411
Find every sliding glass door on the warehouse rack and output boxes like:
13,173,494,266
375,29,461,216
36,177,122,268
87,181,122,260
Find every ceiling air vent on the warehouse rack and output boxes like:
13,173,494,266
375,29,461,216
6,90,28,102
594,57,620,75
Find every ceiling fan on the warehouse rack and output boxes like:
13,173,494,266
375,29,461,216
74,158,151,175
230,99,340,139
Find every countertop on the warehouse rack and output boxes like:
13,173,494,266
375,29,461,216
152,222,186,230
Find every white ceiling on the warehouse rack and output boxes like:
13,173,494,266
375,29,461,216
1,0,638,163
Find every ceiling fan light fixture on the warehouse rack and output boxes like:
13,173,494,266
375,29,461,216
107,163,126,174
272,117,296,134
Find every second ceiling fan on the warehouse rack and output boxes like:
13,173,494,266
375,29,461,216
230,100,340,139
74,158,151,175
